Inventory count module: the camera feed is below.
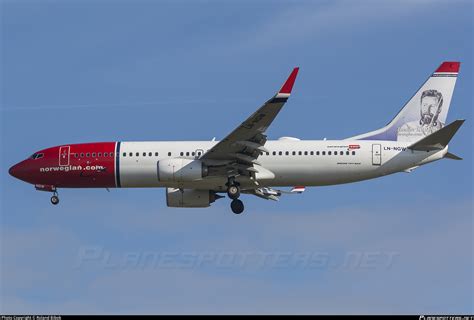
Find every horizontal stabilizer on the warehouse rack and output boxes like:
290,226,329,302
444,152,463,160
291,186,306,193
408,119,465,151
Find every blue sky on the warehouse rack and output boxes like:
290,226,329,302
1,0,472,314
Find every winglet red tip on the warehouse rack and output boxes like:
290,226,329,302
435,61,460,73
279,67,299,94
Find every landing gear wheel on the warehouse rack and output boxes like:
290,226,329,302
230,199,244,214
227,185,240,200
50,195,59,205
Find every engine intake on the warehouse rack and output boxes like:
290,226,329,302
157,158,208,182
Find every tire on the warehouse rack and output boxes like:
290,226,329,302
227,185,240,200
51,195,59,205
230,199,244,214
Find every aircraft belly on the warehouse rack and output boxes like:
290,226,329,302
263,161,373,186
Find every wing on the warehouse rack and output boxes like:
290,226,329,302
201,67,299,172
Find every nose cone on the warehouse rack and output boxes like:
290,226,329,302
9,161,29,181
9,163,20,178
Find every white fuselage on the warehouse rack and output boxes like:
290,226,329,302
118,139,446,191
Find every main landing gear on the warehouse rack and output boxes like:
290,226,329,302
227,184,240,200
227,178,244,214
230,199,244,214
50,191,60,205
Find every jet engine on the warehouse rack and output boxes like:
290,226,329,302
166,188,221,208
157,159,208,182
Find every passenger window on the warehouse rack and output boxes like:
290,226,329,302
155,152,159,156
80,153,84,157
272,151,276,156
322,151,326,155
352,151,356,155
285,151,289,155
198,152,202,156
141,152,145,156
192,152,195,156
123,152,126,157
86,153,90,157
266,152,269,156
310,151,314,155
98,152,102,157
292,151,296,155
74,153,79,158
186,152,190,156
346,151,350,155
168,152,172,156
328,151,331,155
304,151,308,155
180,152,184,156
92,153,96,157
136,152,139,157
278,151,282,156
298,151,302,155
339,151,343,155
129,152,133,157
110,152,114,157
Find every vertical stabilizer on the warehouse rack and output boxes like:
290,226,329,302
348,61,460,142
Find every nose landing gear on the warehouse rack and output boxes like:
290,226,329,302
50,192,60,205
35,185,60,205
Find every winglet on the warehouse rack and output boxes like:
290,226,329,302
278,67,299,95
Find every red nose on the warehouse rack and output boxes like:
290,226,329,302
9,161,29,182
9,163,20,178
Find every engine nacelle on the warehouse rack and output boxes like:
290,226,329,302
166,188,219,208
157,158,208,182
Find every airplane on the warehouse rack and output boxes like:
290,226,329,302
8,61,464,214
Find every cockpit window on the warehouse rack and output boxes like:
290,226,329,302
30,153,44,160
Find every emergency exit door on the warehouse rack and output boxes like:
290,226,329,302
372,144,381,166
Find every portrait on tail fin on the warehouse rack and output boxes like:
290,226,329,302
397,89,444,142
